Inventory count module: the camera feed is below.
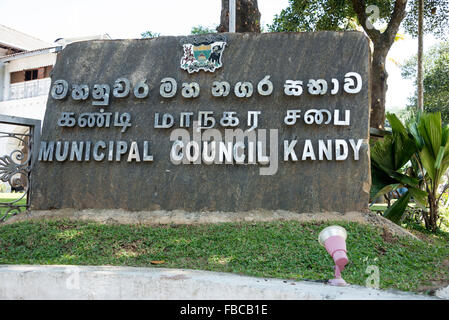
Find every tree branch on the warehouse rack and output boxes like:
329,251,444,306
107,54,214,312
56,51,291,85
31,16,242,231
383,0,408,47
351,0,381,44
437,183,449,203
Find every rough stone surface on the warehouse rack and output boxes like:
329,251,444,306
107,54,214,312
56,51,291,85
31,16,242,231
32,32,371,212
0,265,438,300
6,209,418,240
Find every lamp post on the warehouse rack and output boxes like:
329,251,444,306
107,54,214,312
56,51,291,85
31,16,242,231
229,0,236,33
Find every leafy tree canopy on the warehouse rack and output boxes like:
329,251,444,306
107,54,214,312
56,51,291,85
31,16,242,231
402,42,449,123
190,25,217,35
269,0,392,32
268,0,448,129
268,0,448,39
402,0,449,38
141,25,217,38
141,31,161,38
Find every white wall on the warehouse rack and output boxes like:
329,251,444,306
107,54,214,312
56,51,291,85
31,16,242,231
6,52,56,73
0,95,47,121
0,63,4,101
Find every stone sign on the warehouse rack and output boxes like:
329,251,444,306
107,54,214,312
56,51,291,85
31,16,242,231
31,32,371,213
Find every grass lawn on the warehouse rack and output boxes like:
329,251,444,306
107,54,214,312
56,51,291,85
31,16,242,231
0,196,27,218
0,219,448,294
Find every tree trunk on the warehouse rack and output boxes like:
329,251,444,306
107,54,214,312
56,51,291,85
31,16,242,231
217,0,261,33
351,0,408,130
370,47,389,129
417,0,424,111
425,193,439,232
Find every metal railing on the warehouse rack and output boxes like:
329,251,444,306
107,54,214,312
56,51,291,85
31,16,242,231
0,115,41,222
8,78,51,100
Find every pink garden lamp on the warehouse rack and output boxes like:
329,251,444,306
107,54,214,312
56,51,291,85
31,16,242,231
318,225,349,286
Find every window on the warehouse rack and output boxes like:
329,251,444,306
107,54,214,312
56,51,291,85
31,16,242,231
24,69,38,81
10,67,49,84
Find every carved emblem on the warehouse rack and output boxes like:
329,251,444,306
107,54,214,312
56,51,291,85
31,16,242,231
180,35,227,73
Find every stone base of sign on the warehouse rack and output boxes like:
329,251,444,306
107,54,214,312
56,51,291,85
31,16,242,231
6,209,416,239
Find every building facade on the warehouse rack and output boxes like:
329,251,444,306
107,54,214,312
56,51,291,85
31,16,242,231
0,24,110,192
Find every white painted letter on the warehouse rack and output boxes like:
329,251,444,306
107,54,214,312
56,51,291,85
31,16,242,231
350,139,363,160
284,140,298,161
302,140,316,160
335,139,348,161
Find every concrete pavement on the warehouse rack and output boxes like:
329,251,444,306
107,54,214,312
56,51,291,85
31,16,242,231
0,265,443,300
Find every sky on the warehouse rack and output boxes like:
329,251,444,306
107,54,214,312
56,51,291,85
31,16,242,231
0,0,441,111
